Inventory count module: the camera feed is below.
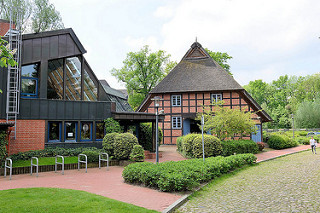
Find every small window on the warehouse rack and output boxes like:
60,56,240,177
172,116,182,129
81,122,92,141
21,64,39,98
211,94,222,104
95,122,104,141
171,95,181,106
65,121,77,141
48,121,61,142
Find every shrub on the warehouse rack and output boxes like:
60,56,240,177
104,118,122,134
81,150,100,163
102,133,119,156
138,123,162,152
0,131,8,167
181,134,199,157
129,145,145,162
113,133,139,160
267,134,298,149
296,137,309,145
122,153,257,192
176,136,184,152
256,142,265,151
192,135,222,158
220,140,259,156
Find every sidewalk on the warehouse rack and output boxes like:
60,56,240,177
0,145,311,212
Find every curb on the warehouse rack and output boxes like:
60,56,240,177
256,147,310,163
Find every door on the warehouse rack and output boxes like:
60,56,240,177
251,124,262,142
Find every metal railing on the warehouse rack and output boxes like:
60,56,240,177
99,153,109,171
55,155,64,175
78,154,87,173
30,157,39,177
4,158,12,180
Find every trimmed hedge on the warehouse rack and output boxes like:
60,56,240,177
0,131,8,167
220,140,259,156
267,134,298,149
129,145,145,162
102,133,119,156
113,133,139,160
138,123,162,152
122,153,257,192
182,134,199,157
192,135,222,158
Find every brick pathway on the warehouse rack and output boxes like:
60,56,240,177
0,145,310,212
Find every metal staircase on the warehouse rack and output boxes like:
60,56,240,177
5,11,22,139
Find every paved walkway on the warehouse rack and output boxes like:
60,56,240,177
0,145,310,212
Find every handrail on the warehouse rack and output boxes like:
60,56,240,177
55,155,64,175
30,157,39,177
78,154,87,173
99,153,109,171
4,158,12,180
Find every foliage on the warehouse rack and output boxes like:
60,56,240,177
138,123,162,152
181,133,199,157
0,131,8,167
295,99,320,128
0,37,17,68
129,145,145,162
102,132,119,156
0,0,64,33
220,140,259,156
81,150,100,163
256,142,265,151
113,133,139,160
176,136,184,152
122,154,257,192
267,134,298,149
192,134,222,158
111,45,173,110
104,118,122,134
200,105,257,141
205,48,233,75
0,188,157,213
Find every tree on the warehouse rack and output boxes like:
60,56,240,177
205,48,233,75
0,0,64,33
295,99,320,128
199,105,257,141
111,45,172,110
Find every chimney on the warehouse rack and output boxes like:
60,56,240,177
0,19,14,36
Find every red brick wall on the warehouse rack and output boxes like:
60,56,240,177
0,20,13,36
2,120,46,155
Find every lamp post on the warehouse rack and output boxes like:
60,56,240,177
151,96,163,163
291,114,294,139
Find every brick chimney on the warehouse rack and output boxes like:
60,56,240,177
0,19,14,36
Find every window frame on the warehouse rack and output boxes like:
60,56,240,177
21,63,40,98
211,93,223,104
172,116,182,129
95,121,104,141
80,122,93,142
48,121,62,142
171,95,181,107
65,121,78,142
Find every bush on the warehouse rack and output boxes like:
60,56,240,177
138,123,162,152
256,142,265,151
176,136,184,152
181,134,199,157
129,145,145,162
0,131,8,167
122,154,257,192
220,140,259,156
192,135,222,158
267,134,298,149
113,133,139,160
81,150,100,163
102,133,119,156
104,118,122,134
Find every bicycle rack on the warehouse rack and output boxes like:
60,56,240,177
30,157,39,177
55,155,64,175
99,153,109,171
4,158,12,180
78,154,87,173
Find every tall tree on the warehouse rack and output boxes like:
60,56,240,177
205,48,233,75
111,45,172,110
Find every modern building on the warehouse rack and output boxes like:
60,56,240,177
137,41,272,144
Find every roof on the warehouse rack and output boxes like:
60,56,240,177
150,41,243,94
100,80,127,99
22,28,86,54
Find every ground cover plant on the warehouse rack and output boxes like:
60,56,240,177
0,188,157,213
122,153,256,192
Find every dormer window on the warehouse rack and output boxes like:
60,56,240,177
171,95,181,106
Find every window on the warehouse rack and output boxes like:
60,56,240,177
95,122,104,140
211,94,222,104
65,121,77,141
21,64,39,98
83,68,98,101
172,116,182,129
48,59,64,99
81,122,92,141
171,95,181,106
48,121,61,142
65,57,81,100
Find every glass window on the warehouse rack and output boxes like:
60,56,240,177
81,122,92,141
171,95,181,106
48,59,64,99
211,94,222,104
65,57,81,100
48,121,61,142
96,122,104,140
172,116,182,129
83,68,98,101
65,121,77,141
21,64,39,97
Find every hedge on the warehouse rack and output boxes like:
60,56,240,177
0,131,8,167
192,135,222,158
220,140,259,156
267,134,298,149
113,133,139,160
122,153,257,192
138,123,162,152
129,145,145,162
102,133,119,156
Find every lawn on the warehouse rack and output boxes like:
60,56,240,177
0,188,158,213
177,150,319,212
12,156,78,168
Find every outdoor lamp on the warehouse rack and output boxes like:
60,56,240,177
151,96,163,163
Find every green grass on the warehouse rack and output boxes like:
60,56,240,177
12,156,78,168
0,188,158,213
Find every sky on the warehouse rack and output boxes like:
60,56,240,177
50,0,320,89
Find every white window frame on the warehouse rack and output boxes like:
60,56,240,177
171,95,181,106
172,116,182,129
211,93,222,104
